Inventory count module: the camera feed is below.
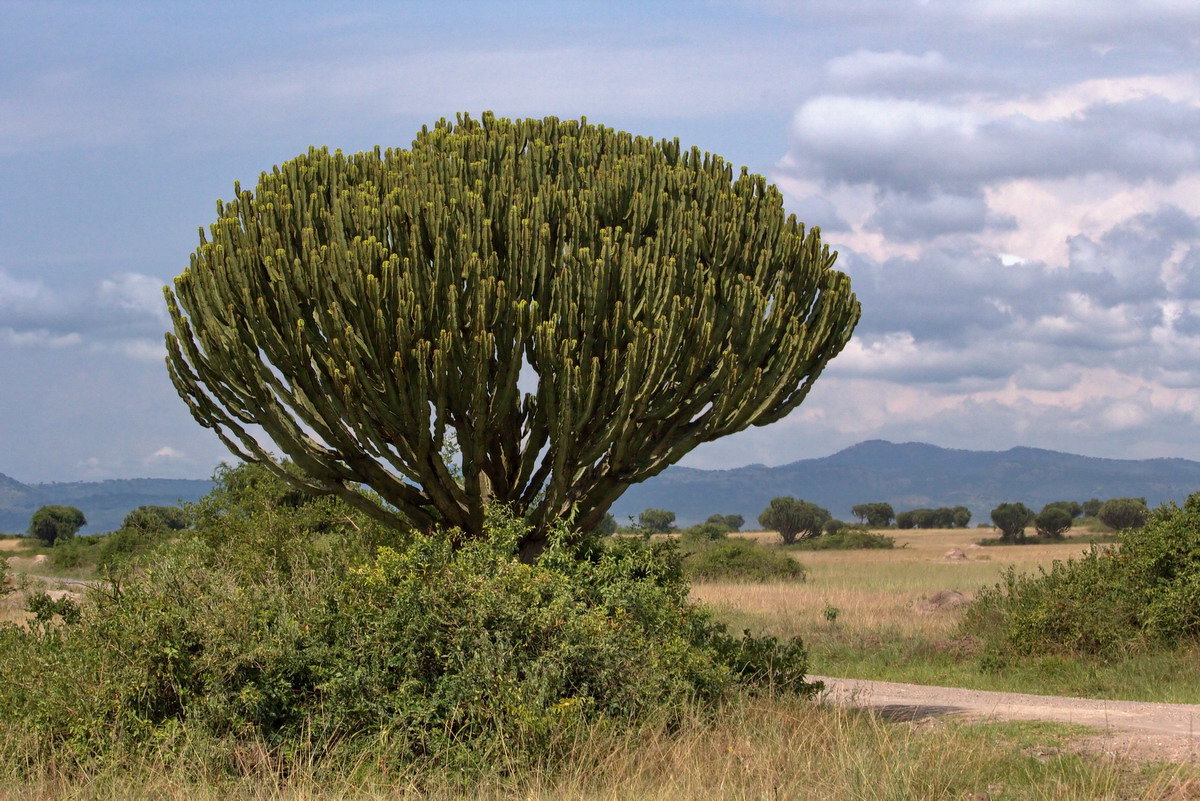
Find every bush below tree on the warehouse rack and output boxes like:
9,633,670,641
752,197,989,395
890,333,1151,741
0,466,815,776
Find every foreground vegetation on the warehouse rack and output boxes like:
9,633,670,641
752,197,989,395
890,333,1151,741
4,478,1199,797
5,695,1194,800
0,466,814,789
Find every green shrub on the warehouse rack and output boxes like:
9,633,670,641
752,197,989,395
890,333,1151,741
682,538,805,582
0,497,815,776
965,492,1200,657
791,529,896,550
48,536,100,569
680,522,731,543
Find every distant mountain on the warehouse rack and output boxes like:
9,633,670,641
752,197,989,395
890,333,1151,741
608,440,1200,528
0,474,213,535
5,440,1199,535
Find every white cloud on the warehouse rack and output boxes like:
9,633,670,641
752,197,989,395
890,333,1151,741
825,49,954,93
0,328,82,348
0,269,169,356
97,273,169,322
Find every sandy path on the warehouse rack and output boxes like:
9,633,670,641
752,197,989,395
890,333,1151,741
814,675,1200,763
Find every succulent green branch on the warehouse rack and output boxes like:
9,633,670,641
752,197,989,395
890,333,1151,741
166,113,860,558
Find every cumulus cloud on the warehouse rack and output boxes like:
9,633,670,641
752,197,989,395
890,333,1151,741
789,94,1200,195
824,49,969,95
149,446,184,460
0,269,169,356
867,188,1014,239
759,27,1200,465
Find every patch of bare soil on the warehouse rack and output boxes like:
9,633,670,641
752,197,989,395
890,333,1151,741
815,675,1200,765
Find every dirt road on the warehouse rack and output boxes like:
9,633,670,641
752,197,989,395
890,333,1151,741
814,675,1200,763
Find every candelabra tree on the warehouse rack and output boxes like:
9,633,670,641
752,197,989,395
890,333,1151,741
165,113,860,560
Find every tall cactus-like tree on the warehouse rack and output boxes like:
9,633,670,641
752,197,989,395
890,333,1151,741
165,113,860,559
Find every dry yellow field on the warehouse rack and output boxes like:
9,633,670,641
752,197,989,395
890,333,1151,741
690,528,1106,641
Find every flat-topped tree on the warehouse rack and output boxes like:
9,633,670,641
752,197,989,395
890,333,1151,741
165,113,860,559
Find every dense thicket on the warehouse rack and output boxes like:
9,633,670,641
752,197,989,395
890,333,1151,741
966,492,1200,656
0,465,814,775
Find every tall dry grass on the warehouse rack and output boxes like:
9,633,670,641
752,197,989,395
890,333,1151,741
3,693,1190,801
692,529,1103,640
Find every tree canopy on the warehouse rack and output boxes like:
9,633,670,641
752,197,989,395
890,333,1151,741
28,505,87,545
706,514,744,532
895,506,970,529
165,113,860,559
990,502,1034,543
1034,505,1073,540
637,508,676,534
850,502,894,527
1098,497,1149,531
758,497,830,545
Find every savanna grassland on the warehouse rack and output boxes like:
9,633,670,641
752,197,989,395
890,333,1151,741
693,527,1200,704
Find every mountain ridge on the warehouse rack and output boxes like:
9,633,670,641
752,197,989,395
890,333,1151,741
607,440,1200,527
3,440,1199,534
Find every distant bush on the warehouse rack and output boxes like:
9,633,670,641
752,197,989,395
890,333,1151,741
706,514,744,532
121,504,189,532
683,538,806,582
989,502,1035,543
758,497,830,545
822,518,847,536
48,536,100,569
791,530,896,551
0,477,816,776
638,508,677,534
1097,497,1149,531
680,522,731,543
965,492,1200,657
1034,505,1073,540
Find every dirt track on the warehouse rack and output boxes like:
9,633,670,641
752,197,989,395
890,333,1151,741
815,675,1200,764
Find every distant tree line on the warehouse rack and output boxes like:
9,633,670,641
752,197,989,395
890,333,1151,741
895,506,971,529
616,493,1152,548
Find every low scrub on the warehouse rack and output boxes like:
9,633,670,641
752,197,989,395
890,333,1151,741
0,465,814,778
965,492,1200,657
683,537,806,582
790,530,896,551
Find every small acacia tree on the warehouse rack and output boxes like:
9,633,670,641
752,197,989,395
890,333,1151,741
990,502,1034,543
165,113,860,559
759,497,830,545
28,505,87,546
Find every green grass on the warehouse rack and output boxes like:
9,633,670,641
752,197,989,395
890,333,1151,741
807,629,1200,704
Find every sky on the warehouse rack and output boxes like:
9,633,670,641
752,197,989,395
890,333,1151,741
1,0,1199,482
